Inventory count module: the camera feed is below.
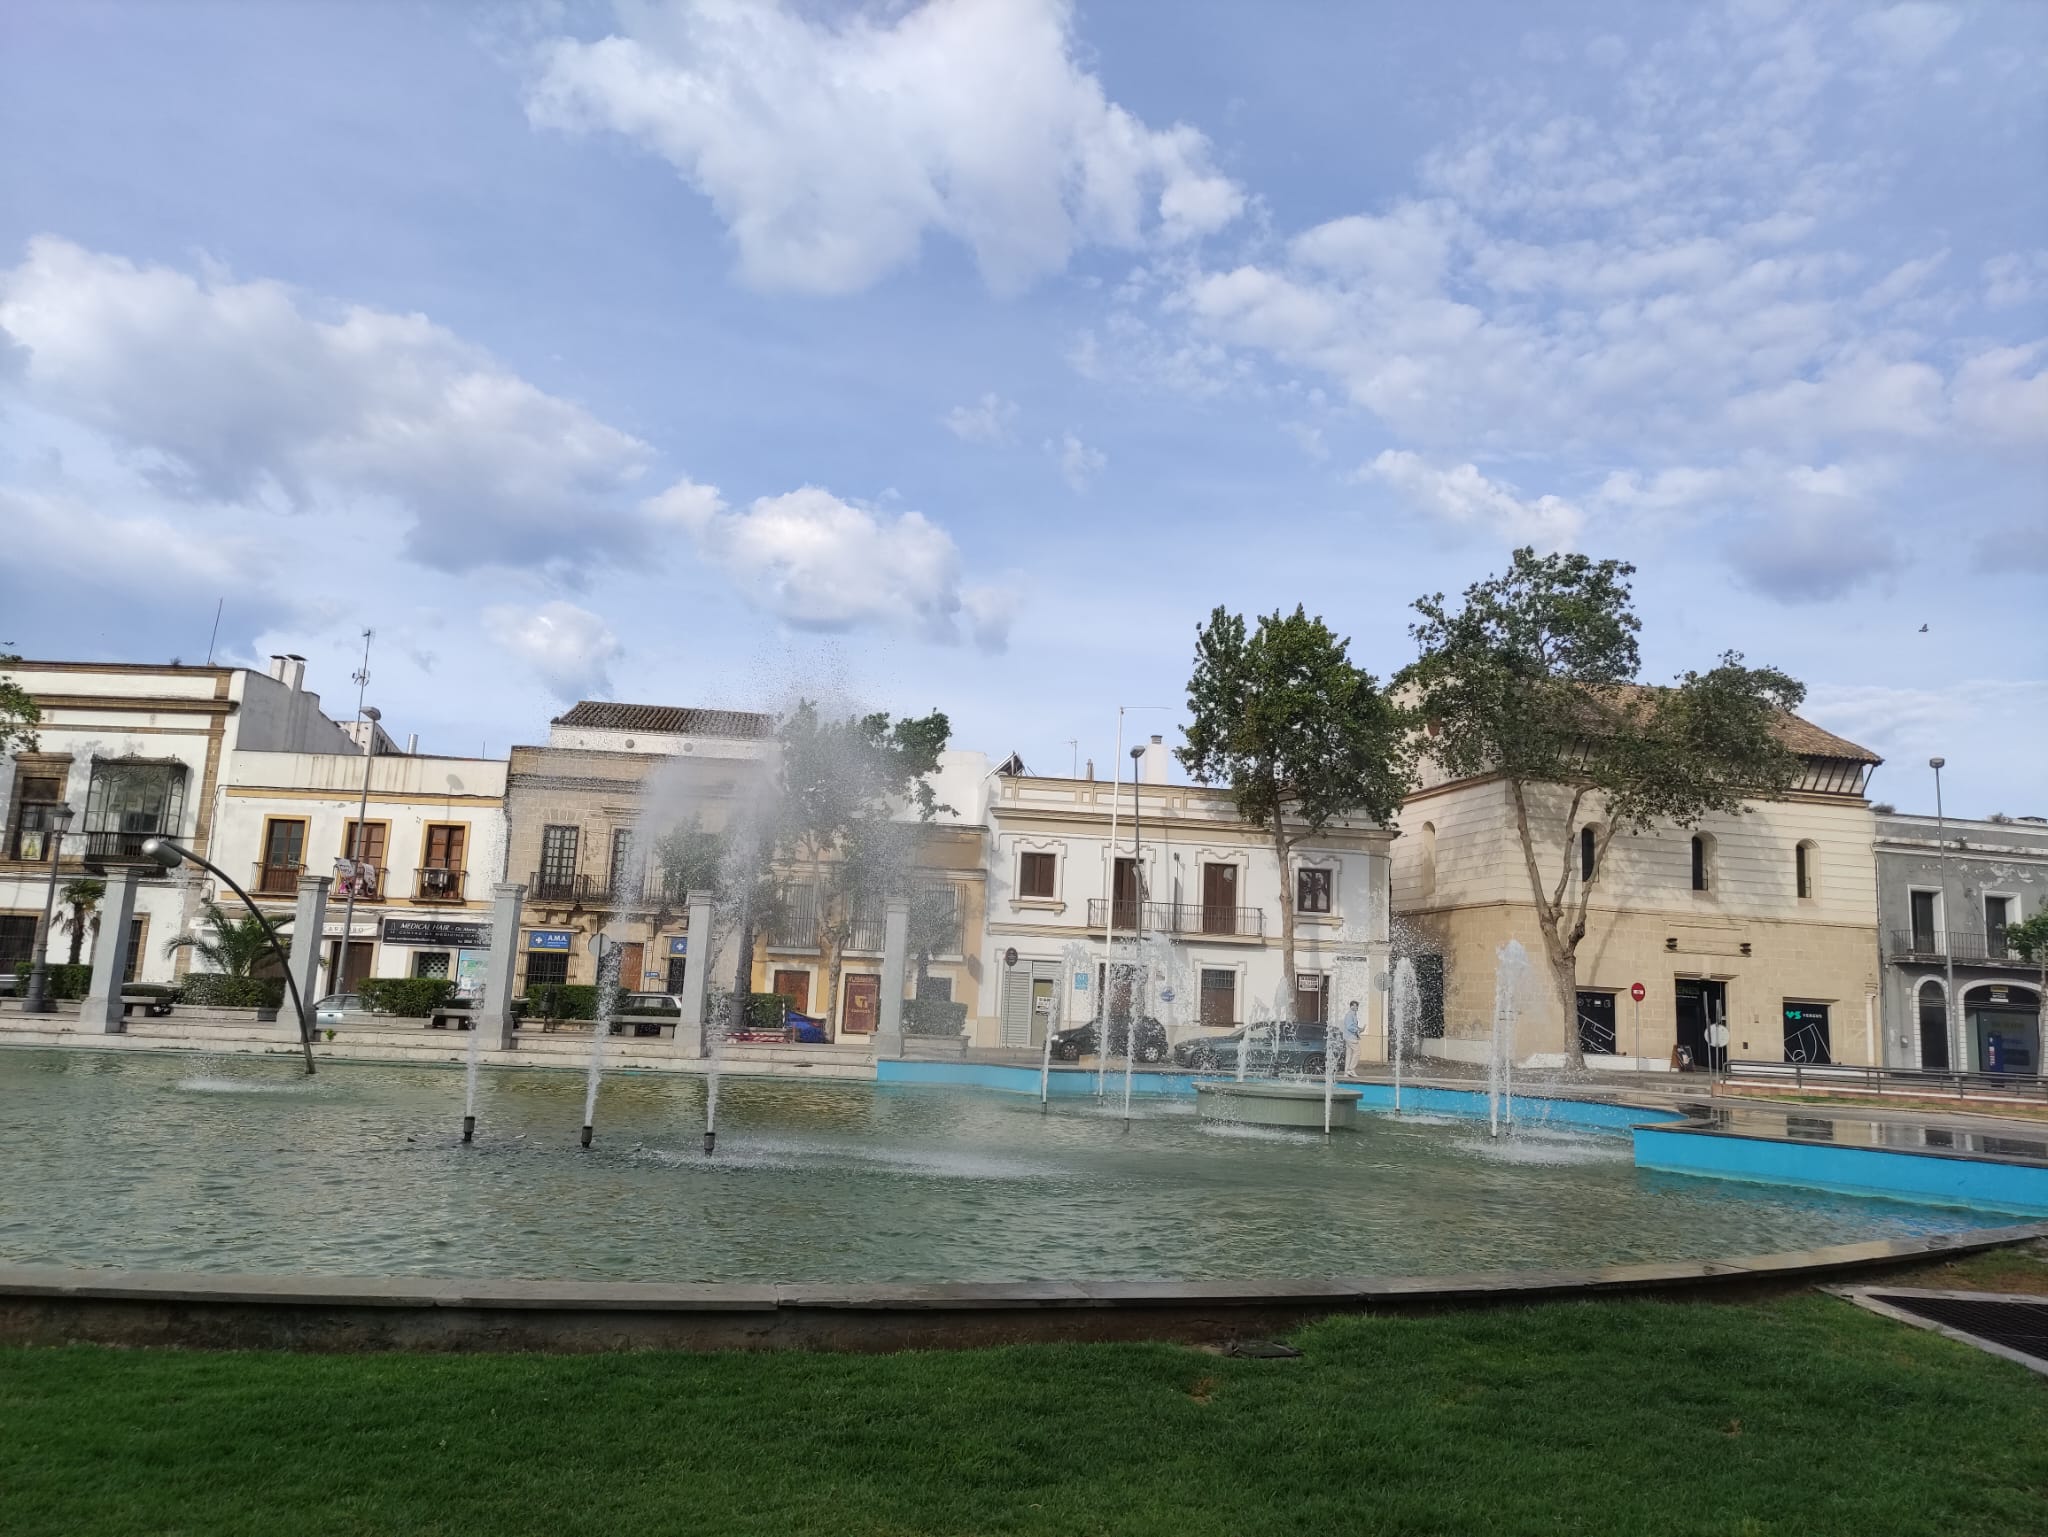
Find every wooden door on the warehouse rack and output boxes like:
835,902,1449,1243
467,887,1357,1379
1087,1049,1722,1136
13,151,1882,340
1202,863,1237,934
613,942,644,992
773,968,811,1016
1112,857,1140,929
843,973,879,1034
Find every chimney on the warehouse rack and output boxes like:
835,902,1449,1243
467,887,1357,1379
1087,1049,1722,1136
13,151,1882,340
277,654,306,692
267,654,288,682
1141,734,1169,785
405,732,419,755
1085,758,1094,782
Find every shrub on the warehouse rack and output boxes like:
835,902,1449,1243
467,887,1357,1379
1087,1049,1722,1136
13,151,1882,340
901,996,967,1036
179,973,285,1009
524,983,603,1022
358,977,459,1018
10,961,93,1000
121,983,178,1000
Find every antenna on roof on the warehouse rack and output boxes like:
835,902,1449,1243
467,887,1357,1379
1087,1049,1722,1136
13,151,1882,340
204,598,223,666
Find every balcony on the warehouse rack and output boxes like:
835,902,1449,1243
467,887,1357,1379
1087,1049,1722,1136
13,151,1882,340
414,867,467,904
1886,929,2030,966
526,872,688,909
79,829,168,862
768,885,820,950
1086,899,1265,939
253,861,304,897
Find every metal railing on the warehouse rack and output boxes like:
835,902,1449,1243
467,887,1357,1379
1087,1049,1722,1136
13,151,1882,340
768,884,820,949
1722,1058,2048,1104
1885,929,2027,964
1086,899,1266,938
80,829,163,860
414,866,466,904
526,871,692,908
253,861,303,897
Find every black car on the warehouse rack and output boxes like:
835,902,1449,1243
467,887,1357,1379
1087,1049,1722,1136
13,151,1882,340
1049,1014,1170,1063
1172,1021,1331,1075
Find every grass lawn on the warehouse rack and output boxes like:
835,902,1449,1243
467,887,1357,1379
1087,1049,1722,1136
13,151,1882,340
4,1287,2045,1537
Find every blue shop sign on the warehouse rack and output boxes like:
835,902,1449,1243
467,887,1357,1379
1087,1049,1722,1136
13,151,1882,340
528,930,573,951
668,936,688,956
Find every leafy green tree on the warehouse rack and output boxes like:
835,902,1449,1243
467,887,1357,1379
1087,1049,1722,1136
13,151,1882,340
2004,910,2048,1050
771,701,952,1027
1179,605,1412,1004
653,816,728,901
0,669,38,757
164,900,291,979
54,878,105,965
1403,548,1805,1068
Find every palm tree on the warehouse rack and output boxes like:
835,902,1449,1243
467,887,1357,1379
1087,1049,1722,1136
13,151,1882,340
53,878,105,965
163,900,291,978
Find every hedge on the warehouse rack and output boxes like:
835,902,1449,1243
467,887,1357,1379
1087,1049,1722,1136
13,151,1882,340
179,973,285,1009
10,961,92,1000
358,977,459,1018
523,983,604,1022
902,996,967,1036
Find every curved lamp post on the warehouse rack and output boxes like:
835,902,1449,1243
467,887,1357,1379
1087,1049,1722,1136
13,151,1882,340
141,836,315,1076
21,804,77,1013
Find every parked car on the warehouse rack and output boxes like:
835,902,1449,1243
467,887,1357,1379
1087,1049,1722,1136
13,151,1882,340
612,992,681,1036
1172,1021,1331,1076
1050,1014,1170,1063
312,992,388,1030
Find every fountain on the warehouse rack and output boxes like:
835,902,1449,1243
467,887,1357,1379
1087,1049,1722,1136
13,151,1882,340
1389,955,1420,1114
1045,939,1092,1106
580,939,623,1148
460,976,485,1143
1489,939,1529,1138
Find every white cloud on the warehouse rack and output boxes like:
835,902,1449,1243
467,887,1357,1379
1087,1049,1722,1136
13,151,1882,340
941,392,1019,444
1854,3,1962,65
644,478,1013,650
1363,451,1580,548
483,601,623,701
1983,250,2048,308
1048,431,1106,492
0,237,652,572
1950,344,2048,447
526,0,1243,296
1805,680,2048,773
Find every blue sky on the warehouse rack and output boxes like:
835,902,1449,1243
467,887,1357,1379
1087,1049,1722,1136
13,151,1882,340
2,0,2043,816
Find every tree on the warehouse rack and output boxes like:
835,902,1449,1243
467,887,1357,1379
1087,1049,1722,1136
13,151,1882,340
772,701,951,1028
653,816,728,902
1402,547,1805,1068
164,900,291,977
1179,605,1412,1005
54,878,105,966
2004,911,2048,1054
0,670,38,758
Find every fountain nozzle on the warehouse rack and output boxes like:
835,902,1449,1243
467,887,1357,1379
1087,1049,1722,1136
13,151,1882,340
461,1115,475,1144
703,1129,717,1155
580,1124,594,1149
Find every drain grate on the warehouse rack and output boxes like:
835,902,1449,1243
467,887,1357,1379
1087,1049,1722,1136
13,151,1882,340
1861,1291,2048,1368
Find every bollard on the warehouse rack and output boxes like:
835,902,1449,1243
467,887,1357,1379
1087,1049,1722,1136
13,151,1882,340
462,1115,476,1144
703,1129,717,1155
580,1124,594,1149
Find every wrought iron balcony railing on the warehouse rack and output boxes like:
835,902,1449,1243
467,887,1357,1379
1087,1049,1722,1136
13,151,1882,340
1086,899,1265,939
1886,928,2027,964
415,866,467,904
253,861,304,897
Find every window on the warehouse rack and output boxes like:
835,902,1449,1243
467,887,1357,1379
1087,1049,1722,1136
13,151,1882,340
413,951,451,980
82,760,186,856
1782,1002,1831,1065
1909,890,1939,952
1296,867,1333,914
121,916,145,983
1414,954,1446,1038
665,956,688,993
1986,895,2014,951
0,914,37,970
1419,821,1437,897
341,819,387,867
1018,850,1056,899
424,823,466,870
538,825,580,896
1580,826,1598,882
337,820,386,899
257,818,307,894
1690,834,1711,893
524,950,569,990
1795,841,1815,900
1199,967,1236,1029
7,775,65,860
1576,990,1617,1054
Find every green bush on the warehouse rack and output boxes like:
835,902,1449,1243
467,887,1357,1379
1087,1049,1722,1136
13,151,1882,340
121,982,178,999
901,996,968,1036
523,983,603,1022
358,977,459,1018
10,961,93,1000
179,973,285,1009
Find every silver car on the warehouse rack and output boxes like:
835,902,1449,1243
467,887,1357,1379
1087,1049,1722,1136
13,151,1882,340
313,992,386,1030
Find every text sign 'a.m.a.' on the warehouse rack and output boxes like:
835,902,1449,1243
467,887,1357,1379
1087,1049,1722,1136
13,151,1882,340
380,917,491,948
527,930,573,951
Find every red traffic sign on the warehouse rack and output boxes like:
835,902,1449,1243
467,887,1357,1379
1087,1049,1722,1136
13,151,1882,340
1629,982,1646,1003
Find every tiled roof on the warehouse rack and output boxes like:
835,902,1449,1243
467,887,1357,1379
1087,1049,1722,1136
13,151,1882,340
1594,683,1880,764
552,701,775,739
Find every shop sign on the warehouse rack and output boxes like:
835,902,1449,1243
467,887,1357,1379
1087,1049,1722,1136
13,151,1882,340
528,929,573,951
668,936,689,956
383,917,490,947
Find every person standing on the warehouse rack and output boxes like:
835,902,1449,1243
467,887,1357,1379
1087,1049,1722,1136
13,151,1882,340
1338,999,1362,1076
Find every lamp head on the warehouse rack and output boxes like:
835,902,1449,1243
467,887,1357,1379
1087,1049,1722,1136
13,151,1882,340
49,804,75,830
139,837,185,871
1928,756,1944,771
363,706,381,722
1130,745,1144,761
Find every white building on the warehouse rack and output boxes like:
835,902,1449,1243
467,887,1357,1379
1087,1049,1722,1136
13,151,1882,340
0,656,358,988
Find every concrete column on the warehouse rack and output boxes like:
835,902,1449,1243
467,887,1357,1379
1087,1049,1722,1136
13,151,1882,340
674,889,715,1057
481,883,526,1050
77,866,142,1033
873,896,911,1058
287,875,330,1039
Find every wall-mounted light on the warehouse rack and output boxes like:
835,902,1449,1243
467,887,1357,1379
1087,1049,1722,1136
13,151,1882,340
1739,942,1752,957
1665,937,1678,952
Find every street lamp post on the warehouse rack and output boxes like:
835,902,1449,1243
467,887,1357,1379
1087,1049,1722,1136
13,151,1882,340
1931,757,1959,1071
20,804,77,1013
334,702,381,999
141,836,315,1075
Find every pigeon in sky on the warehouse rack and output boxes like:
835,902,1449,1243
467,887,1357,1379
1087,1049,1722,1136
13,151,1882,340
1918,624,1929,633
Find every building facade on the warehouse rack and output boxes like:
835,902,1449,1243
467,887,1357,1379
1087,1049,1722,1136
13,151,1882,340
215,748,508,996
971,739,1396,1054
1392,716,1885,1070
1,656,359,988
1875,812,2047,1075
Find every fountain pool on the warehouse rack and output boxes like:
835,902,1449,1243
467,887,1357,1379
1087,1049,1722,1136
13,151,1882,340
0,1048,2004,1285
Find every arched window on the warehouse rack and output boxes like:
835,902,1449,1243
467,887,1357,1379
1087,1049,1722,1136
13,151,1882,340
1690,834,1712,893
1420,821,1437,897
1794,840,1818,901
1580,825,1598,882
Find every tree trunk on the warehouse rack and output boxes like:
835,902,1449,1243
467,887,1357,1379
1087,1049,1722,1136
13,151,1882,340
66,913,83,965
1508,778,1585,1071
1272,820,1297,1013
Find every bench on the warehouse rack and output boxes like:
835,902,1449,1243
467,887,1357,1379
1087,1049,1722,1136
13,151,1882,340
120,994,174,1018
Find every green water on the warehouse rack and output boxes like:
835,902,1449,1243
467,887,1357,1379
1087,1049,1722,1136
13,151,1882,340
0,1049,1991,1282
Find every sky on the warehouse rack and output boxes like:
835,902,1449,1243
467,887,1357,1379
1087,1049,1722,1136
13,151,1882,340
1,0,2043,817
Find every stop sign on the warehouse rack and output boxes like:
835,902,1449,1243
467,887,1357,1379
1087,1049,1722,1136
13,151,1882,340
1630,982,1646,1002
